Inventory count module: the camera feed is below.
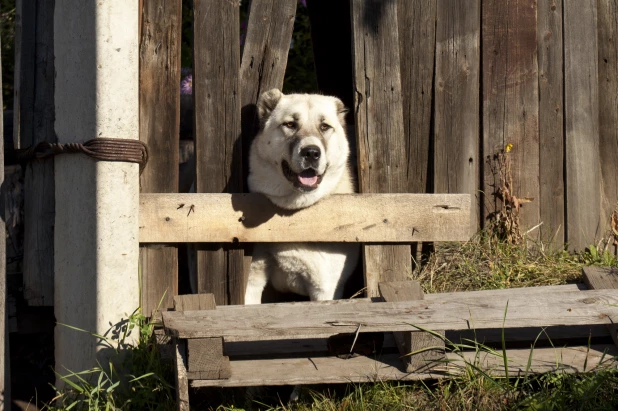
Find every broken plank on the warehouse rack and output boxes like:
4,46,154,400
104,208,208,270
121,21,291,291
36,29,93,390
139,193,471,243
162,289,618,341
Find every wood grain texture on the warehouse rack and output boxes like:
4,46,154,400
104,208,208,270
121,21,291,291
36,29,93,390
139,193,472,243
174,340,190,411
187,338,231,379
350,0,412,297
22,0,56,306
564,0,601,251
193,0,244,305
173,294,216,311
0,36,9,408
379,281,445,372
597,0,618,241
162,288,618,341
139,0,181,315
240,0,296,180
434,0,480,235
537,0,565,246
190,344,617,387
482,0,540,233
398,0,436,194
582,266,618,347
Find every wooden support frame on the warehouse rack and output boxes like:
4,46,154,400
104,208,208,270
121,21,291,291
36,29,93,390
139,193,471,243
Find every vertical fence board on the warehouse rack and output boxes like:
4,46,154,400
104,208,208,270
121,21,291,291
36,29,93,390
22,0,56,306
598,0,618,250
434,0,480,235
240,0,297,181
139,0,181,315
564,0,601,251
482,0,540,234
0,33,9,411
351,0,412,297
537,0,565,246
193,0,243,306
399,0,436,195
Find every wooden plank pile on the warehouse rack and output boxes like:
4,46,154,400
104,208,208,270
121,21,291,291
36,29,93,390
162,267,618,409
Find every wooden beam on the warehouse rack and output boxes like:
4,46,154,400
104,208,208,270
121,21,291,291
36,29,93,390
162,288,618,341
190,344,617,387
350,0,412,297
174,340,190,411
193,0,244,305
139,193,472,243
435,0,480,235
564,0,601,251
139,0,181,316
582,266,618,347
0,33,10,409
482,0,541,234
537,0,565,247
21,0,56,306
597,0,618,252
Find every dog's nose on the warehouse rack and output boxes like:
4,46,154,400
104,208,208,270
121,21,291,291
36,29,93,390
300,145,321,162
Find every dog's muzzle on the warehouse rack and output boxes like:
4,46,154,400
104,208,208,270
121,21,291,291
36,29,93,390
282,159,324,192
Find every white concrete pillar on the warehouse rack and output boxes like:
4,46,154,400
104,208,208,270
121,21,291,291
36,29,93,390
54,0,139,378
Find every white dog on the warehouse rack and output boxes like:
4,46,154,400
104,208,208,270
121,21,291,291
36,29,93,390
244,89,359,304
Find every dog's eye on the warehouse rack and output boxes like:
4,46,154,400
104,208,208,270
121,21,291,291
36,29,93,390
283,121,296,129
320,123,331,132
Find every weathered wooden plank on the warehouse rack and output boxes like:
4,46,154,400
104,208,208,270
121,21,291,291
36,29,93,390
162,289,618,341
191,344,617,387
139,0,181,316
193,0,244,306
399,0,436,195
537,0,565,246
187,338,231,379
598,0,618,241
564,0,601,251
139,193,472,243
583,266,618,347
21,0,56,306
482,0,540,233
13,0,36,150
379,281,445,372
0,37,10,408
174,340,190,411
350,0,412,297
240,0,297,176
173,294,216,312
434,0,480,235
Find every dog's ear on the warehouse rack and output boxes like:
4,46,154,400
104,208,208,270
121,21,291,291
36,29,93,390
257,89,283,123
334,98,348,126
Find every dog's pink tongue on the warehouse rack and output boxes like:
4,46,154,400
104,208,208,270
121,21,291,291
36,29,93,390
298,170,318,186
298,175,318,186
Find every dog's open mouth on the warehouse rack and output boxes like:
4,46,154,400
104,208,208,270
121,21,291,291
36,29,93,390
282,160,323,192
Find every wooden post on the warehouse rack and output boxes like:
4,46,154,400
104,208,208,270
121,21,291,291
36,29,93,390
193,0,244,305
482,0,540,235
537,0,565,247
379,281,445,373
350,0,412,296
434,0,480,235
54,0,140,379
597,0,618,254
139,0,181,316
564,0,600,251
0,34,10,411
17,0,56,306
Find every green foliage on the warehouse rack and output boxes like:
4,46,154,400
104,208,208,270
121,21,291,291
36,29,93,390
45,309,175,411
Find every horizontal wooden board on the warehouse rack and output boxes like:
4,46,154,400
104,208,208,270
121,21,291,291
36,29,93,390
162,288,618,341
192,344,617,387
139,193,471,243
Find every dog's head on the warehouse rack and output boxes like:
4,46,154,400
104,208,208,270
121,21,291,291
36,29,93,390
248,89,351,210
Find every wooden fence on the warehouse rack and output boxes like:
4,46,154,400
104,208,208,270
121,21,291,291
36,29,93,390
12,0,618,315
